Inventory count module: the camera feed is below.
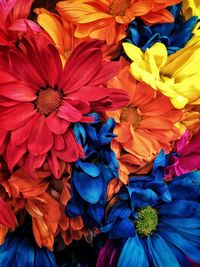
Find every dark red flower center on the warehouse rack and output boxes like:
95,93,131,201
120,105,141,128
109,0,131,16
37,88,61,116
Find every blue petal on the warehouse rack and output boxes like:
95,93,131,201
109,218,135,239
73,171,103,204
35,248,57,267
159,227,200,264
77,160,101,177
147,234,180,267
117,236,149,267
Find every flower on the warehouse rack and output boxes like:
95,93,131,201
0,230,57,266
123,36,200,109
66,114,119,227
165,130,200,180
0,33,129,178
56,0,182,45
0,0,40,46
106,61,182,184
182,0,200,20
101,168,200,266
126,4,198,55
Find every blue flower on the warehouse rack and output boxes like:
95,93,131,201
126,4,198,55
66,114,118,227
0,231,57,267
101,155,200,266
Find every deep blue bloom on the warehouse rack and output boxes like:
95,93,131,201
0,231,57,267
66,114,118,227
126,4,198,55
101,152,200,266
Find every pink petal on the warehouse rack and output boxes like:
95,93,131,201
28,115,53,155
45,112,69,135
9,19,41,32
0,103,36,130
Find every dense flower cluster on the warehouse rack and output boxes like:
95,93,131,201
0,0,199,266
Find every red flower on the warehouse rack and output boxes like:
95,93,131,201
0,197,15,229
0,33,129,178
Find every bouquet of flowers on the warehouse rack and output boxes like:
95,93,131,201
0,0,199,266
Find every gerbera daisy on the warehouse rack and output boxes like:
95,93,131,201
106,61,182,184
0,33,129,178
56,0,182,45
182,0,200,20
123,36,200,109
0,0,40,46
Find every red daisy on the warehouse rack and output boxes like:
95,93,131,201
0,33,129,178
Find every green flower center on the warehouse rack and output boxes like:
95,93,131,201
135,206,158,236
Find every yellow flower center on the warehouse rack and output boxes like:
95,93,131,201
109,0,131,16
120,105,141,127
136,206,158,236
37,88,61,116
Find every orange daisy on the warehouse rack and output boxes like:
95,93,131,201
106,61,183,184
56,0,182,45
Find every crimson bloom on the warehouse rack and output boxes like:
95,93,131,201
0,33,129,178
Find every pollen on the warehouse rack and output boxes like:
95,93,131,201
109,0,131,16
135,206,158,236
120,105,141,128
37,88,62,116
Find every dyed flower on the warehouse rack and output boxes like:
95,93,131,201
96,240,119,267
123,36,200,109
126,4,198,55
181,104,200,134
0,230,57,266
182,0,200,20
66,114,119,227
0,0,40,46
56,0,182,45
106,61,182,184
165,130,200,180
0,33,129,178
101,168,200,266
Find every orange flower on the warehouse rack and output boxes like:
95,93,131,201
106,62,183,184
56,0,182,45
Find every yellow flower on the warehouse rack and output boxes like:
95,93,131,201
123,38,200,109
182,0,200,20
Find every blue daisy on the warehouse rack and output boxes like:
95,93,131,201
126,4,198,55
101,152,200,266
66,113,118,227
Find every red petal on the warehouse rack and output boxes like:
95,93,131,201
0,197,15,229
48,151,65,179
25,153,46,178
54,135,65,151
57,101,82,122
68,86,109,102
0,81,36,101
28,115,53,155
45,112,69,135
0,103,36,130
6,139,27,171
59,40,102,94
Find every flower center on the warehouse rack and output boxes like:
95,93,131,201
109,0,131,16
120,105,141,127
37,88,61,116
135,206,158,236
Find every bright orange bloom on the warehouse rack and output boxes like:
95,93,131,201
56,0,182,45
106,62,183,184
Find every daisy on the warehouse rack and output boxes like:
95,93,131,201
56,0,182,45
106,61,182,184
0,33,129,178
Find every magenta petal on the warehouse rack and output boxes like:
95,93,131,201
0,103,36,130
9,19,41,32
6,139,27,171
0,81,36,101
28,115,53,155
46,112,69,135
57,102,82,122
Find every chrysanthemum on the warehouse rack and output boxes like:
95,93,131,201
56,0,182,45
101,164,200,266
126,4,198,55
0,0,40,46
123,37,200,109
0,230,57,266
182,0,200,20
0,33,129,178
165,130,200,180
106,62,182,184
